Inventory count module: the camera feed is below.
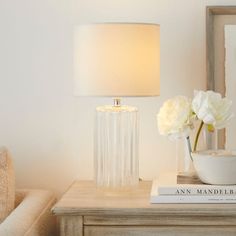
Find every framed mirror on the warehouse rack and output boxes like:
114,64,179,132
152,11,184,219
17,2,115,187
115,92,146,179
206,6,236,149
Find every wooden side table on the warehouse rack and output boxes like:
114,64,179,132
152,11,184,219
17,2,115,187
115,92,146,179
52,181,236,236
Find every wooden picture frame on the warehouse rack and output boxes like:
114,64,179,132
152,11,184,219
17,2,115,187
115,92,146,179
206,6,236,148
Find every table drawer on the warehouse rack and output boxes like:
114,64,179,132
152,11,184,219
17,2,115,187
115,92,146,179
84,215,236,226
84,226,236,236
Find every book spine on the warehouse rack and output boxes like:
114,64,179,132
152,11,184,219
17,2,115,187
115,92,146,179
150,195,236,204
158,186,236,196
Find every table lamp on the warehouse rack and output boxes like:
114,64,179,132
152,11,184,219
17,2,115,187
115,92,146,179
74,23,160,188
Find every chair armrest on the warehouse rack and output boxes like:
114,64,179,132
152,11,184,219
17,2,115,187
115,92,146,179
0,189,56,236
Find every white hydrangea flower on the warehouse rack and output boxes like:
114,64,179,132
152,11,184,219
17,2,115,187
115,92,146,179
157,96,193,139
192,90,233,129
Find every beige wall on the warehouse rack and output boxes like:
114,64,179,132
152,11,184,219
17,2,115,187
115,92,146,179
0,0,236,195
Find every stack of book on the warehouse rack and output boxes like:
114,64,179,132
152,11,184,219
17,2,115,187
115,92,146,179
150,172,236,203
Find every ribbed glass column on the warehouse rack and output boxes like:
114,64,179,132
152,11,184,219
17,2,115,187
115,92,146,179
94,105,139,188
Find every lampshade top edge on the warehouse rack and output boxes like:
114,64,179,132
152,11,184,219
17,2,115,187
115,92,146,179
74,22,160,27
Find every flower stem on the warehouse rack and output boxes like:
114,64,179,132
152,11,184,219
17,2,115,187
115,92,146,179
193,120,204,152
186,136,193,161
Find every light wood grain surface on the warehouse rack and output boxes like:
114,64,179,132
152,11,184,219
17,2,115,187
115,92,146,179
52,180,236,216
59,216,83,236
52,180,236,236
84,226,236,236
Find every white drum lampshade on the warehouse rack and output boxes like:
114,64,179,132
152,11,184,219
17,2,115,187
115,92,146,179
74,23,160,187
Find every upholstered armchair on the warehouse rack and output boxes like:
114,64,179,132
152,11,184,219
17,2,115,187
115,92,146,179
0,189,56,236
0,147,57,236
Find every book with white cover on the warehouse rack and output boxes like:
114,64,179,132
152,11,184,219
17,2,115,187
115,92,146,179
150,173,236,203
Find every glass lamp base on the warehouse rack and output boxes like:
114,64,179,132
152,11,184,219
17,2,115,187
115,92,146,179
94,104,139,188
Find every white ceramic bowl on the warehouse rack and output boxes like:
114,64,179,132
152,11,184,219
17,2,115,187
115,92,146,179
192,150,236,185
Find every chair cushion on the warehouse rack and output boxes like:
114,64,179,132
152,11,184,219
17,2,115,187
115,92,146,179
0,147,15,222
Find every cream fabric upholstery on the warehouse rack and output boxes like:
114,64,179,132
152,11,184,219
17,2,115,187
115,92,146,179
0,189,56,236
0,147,15,222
